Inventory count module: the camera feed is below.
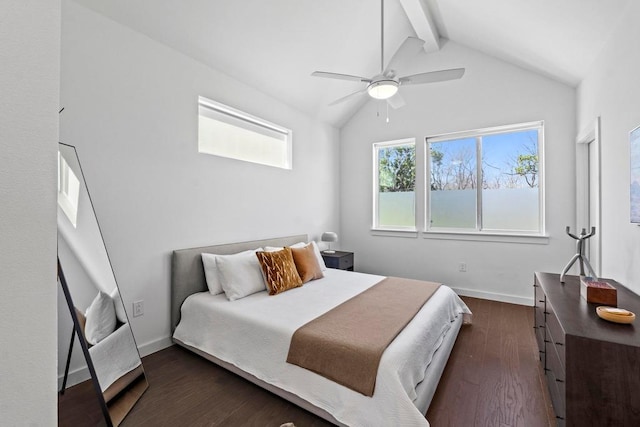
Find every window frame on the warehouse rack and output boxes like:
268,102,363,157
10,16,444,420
198,96,293,170
372,138,417,232
424,121,545,237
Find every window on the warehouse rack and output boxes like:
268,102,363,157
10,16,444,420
426,122,543,234
198,96,292,169
58,152,80,228
373,139,416,230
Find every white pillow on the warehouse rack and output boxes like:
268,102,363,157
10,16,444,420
84,291,117,345
201,253,224,295
216,248,266,301
310,241,327,271
265,242,326,271
264,242,306,252
109,287,128,323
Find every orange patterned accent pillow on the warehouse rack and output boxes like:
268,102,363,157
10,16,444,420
256,247,303,295
290,244,324,283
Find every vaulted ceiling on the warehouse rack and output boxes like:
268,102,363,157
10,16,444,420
71,0,631,127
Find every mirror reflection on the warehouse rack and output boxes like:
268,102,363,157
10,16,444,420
57,143,148,426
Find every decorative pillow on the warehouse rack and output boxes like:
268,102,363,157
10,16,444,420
109,287,128,323
290,244,324,283
201,253,224,295
216,249,266,301
84,291,117,345
255,248,303,295
266,241,326,271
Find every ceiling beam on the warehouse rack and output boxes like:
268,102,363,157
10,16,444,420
399,0,440,53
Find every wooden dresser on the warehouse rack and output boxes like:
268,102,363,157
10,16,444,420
534,272,640,426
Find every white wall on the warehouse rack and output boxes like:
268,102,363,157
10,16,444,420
340,40,576,305
60,0,340,354
577,1,640,295
0,1,60,425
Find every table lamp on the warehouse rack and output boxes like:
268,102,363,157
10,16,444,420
321,232,338,253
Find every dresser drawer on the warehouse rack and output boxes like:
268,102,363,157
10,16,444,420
321,251,354,271
534,282,546,356
339,255,353,270
545,305,566,369
535,327,545,360
546,365,566,423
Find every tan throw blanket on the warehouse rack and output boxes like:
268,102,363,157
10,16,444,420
286,277,441,396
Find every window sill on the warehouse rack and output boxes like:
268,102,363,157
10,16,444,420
370,228,418,238
422,230,549,244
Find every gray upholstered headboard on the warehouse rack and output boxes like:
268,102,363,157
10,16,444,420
170,234,308,333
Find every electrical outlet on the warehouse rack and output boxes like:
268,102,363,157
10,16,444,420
133,300,144,317
458,262,467,273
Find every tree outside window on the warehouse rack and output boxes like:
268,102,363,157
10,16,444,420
374,140,416,229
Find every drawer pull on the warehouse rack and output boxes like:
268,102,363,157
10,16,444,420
544,340,551,343
556,378,564,383
556,342,564,346
538,350,545,354
556,416,565,420
538,325,545,329
544,368,550,372
533,284,539,287
544,311,550,315
538,299,545,303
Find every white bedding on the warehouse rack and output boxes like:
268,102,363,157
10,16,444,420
89,323,142,392
173,269,471,427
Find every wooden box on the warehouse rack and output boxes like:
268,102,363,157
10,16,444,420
580,277,617,306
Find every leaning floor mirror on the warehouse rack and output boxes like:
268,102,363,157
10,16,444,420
57,142,148,426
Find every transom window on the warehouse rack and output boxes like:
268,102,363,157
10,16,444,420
58,152,80,228
426,122,544,234
198,96,292,169
373,139,416,230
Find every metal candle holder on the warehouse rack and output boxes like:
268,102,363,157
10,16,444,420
560,226,597,283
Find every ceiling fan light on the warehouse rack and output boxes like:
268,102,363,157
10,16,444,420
367,80,398,100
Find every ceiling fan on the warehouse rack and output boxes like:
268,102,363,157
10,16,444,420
312,0,465,109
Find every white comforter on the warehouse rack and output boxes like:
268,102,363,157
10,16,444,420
173,269,471,427
89,322,142,392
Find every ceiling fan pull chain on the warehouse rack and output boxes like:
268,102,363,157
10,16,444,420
386,101,390,123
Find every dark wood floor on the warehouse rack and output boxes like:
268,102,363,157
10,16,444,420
59,297,555,427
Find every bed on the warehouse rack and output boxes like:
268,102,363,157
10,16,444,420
171,235,471,426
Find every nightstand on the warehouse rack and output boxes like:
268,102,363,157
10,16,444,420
321,251,354,271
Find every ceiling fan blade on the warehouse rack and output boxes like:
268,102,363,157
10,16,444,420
386,92,405,109
312,71,371,83
383,37,424,77
328,88,367,106
399,68,465,85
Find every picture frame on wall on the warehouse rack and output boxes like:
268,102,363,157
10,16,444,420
631,124,640,224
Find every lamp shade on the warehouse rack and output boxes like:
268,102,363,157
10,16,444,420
367,80,398,100
321,232,338,243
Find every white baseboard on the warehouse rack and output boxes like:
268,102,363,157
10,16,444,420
451,286,533,306
137,335,173,358
58,335,174,390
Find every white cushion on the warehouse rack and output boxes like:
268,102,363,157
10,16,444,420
216,248,265,301
264,242,306,252
310,241,327,271
266,242,326,271
85,291,117,345
201,253,224,295
109,287,128,323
